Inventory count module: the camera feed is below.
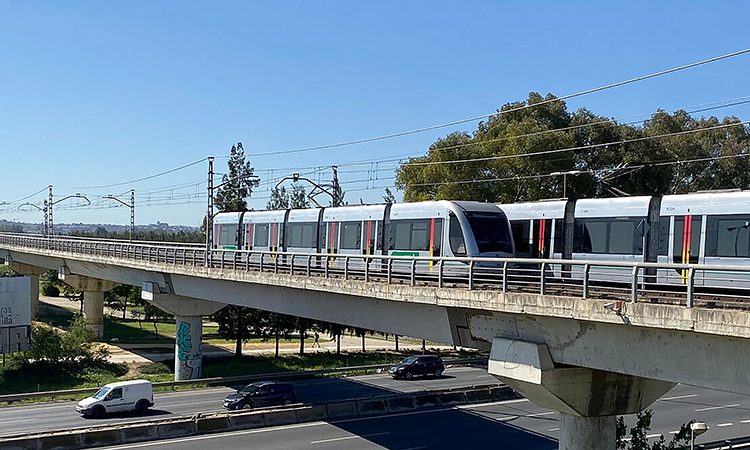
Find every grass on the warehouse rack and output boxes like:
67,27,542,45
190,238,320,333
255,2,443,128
103,318,220,343
0,349,482,403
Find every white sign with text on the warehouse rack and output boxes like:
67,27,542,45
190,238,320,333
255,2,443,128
0,277,31,328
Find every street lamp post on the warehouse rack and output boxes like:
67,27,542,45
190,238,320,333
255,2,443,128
18,201,49,237
103,190,135,241
690,421,708,450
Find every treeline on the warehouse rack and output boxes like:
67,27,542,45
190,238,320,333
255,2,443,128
396,92,750,202
69,228,203,243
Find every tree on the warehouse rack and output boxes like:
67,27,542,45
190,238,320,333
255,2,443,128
290,184,310,209
212,306,266,357
616,409,691,450
213,142,262,357
395,92,750,202
215,142,260,213
331,167,346,206
267,186,289,210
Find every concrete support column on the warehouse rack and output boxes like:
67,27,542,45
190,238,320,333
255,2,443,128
175,315,203,380
142,282,225,381
59,273,118,340
489,338,676,450
28,274,40,320
83,291,105,338
8,263,47,320
559,414,617,450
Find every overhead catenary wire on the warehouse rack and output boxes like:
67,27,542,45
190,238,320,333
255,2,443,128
254,95,750,173
397,120,750,169
246,48,750,157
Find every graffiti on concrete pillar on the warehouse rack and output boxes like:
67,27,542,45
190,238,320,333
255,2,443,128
177,320,201,379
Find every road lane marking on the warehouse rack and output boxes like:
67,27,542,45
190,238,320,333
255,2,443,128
496,411,555,422
695,403,740,412
741,419,750,423
310,432,389,444
660,394,698,401
548,427,559,432
0,418,38,424
717,422,734,427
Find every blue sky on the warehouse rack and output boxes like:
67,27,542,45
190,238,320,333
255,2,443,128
1,1,749,226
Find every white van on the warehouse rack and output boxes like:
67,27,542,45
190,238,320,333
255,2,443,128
76,380,154,418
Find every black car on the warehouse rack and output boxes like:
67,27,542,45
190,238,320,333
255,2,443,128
223,381,297,410
388,355,445,380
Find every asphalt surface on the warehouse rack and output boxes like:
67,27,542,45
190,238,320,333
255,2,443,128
4,369,750,448
86,384,750,450
92,383,750,450
0,366,497,437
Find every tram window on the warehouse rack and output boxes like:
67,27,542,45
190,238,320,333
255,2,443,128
706,215,750,257
392,221,412,249
254,224,270,247
553,219,564,254
609,221,635,254
511,220,531,257
466,213,513,254
411,221,429,251
657,217,670,256
217,224,238,247
286,222,317,248
449,214,467,256
340,221,362,250
390,219,441,252
573,218,644,255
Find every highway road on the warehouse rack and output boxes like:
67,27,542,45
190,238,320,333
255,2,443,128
4,368,750,448
89,384,750,450
0,365,498,437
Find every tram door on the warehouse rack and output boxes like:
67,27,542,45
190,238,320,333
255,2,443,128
511,219,552,258
672,215,702,283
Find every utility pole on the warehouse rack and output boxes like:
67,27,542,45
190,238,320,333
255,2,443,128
205,156,215,265
103,190,135,241
47,185,53,239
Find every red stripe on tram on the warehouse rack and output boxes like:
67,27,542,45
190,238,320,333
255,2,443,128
538,219,546,256
366,221,373,255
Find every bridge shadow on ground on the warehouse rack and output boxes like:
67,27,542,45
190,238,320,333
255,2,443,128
329,406,558,450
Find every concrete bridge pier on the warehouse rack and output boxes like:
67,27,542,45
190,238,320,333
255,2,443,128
488,338,676,450
7,262,47,320
142,282,225,380
59,273,118,339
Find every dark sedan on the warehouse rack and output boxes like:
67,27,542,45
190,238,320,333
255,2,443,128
388,355,445,380
223,381,297,410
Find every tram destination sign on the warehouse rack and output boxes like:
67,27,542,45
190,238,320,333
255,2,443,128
0,277,31,355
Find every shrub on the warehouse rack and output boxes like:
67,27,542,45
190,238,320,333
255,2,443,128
41,283,60,297
140,362,172,375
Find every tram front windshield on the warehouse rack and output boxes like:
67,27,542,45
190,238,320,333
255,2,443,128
466,213,513,254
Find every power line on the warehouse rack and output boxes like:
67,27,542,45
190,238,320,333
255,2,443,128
402,152,750,189
61,157,209,190
251,95,750,174
247,48,750,158
397,120,750,169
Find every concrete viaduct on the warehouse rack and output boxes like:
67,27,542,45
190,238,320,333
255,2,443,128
2,233,750,450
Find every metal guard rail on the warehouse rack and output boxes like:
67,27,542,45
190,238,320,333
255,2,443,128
0,357,487,404
2,233,750,308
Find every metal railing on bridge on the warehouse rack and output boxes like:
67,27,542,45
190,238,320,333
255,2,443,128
1,233,749,309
